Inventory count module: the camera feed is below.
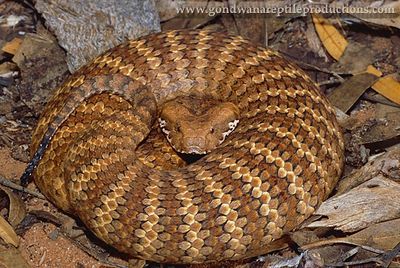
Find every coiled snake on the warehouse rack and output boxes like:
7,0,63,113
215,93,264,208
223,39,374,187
21,30,344,264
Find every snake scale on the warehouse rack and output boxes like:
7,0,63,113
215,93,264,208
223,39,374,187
22,30,344,264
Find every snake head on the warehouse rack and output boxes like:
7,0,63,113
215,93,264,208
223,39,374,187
159,96,239,154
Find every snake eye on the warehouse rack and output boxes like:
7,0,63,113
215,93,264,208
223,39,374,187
210,127,215,134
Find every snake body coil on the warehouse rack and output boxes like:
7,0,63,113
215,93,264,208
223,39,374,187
27,30,344,264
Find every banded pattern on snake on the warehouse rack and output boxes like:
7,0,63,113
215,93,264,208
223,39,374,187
22,30,344,264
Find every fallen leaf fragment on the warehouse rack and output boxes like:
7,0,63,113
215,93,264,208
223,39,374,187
0,185,26,227
328,73,378,113
0,215,19,246
312,14,348,60
12,33,57,68
0,246,31,268
371,75,400,105
302,219,400,252
1,37,23,55
341,219,400,251
331,42,375,74
308,176,400,233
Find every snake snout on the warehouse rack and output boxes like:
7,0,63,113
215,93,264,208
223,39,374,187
182,137,207,154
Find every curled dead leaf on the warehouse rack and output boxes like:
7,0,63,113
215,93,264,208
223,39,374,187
0,215,19,246
0,185,26,227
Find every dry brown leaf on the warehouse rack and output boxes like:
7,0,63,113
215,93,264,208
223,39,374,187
1,37,23,55
0,246,31,268
0,215,19,246
308,176,400,232
330,42,376,74
328,73,378,113
312,14,348,60
0,185,26,227
371,75,400,105
11,33,56,68
341,219,400,251
291,228,323,247
303,219,400,252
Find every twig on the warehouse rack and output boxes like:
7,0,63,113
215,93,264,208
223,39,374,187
0,175,45,199
65,234,130,268
302,238,388,255
317,78,343,87
339,247,359,262
363,92,400,108
327,256,383,267
325,242,400,267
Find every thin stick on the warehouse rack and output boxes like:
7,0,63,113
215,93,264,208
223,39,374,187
0,175,45,199
318,78,343,86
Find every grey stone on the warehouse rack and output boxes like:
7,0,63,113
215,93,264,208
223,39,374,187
35,0,161,72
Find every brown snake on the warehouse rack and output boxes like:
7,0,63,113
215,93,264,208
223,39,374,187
21,30,344,264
